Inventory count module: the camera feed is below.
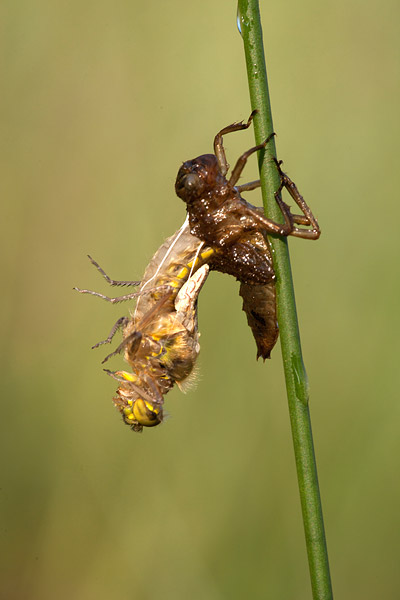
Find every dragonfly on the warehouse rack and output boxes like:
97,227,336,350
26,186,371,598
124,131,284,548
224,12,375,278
75,219,213,431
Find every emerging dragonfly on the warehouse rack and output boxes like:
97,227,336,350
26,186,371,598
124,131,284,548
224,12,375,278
76,111,320,432
75,220,214,431
175,111,320,359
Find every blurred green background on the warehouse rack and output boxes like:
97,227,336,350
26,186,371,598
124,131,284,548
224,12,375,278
1,0,399,598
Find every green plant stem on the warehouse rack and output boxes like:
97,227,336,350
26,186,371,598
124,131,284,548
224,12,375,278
237,2,333,598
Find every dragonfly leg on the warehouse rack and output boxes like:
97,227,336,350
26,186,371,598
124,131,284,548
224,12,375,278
73,287,140,303
229,133,275,187
101,331,142,364
87,255,140,287
235,179,261,193
273,159,320,239
214,110,257,176
91,316,128,349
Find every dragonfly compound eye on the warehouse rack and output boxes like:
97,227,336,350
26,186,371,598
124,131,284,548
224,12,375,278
175,169,204,201
183,173,201,192
132,399,163,427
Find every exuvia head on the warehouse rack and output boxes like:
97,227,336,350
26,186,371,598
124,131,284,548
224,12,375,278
175,154,225,203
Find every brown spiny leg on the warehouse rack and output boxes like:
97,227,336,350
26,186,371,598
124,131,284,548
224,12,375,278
273,159,320,239
214,110,257,176
233,159,320,239
230,196,295,239
229,142,320,240
235,180,262,193
229,132,275,187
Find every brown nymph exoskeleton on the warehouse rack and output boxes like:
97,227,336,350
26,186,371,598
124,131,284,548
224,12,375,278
175,111,320,359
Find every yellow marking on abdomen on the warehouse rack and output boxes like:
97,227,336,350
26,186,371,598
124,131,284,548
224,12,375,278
200,248,214,260
176,266,189,280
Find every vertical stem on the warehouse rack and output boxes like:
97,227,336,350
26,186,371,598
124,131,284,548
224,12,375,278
237,2,333,598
